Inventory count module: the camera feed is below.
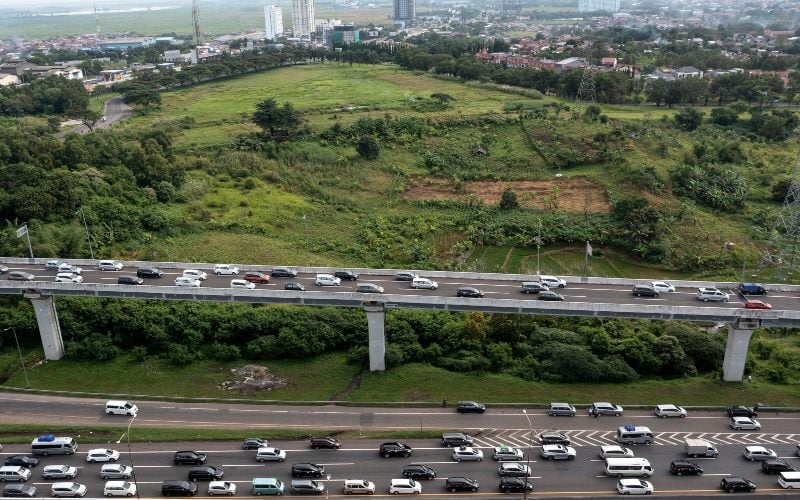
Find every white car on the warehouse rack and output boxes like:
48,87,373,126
389,479,421,495
411,278,438,290
174,276,201,287
230,279,256,289
540,444,576,461
214,264,239,275
182,269,208,281
255,447,287,462
86,448,120,463
743,446,777,461
208,481,237,496
97,260,124,271
58,263,82,275
493,446,524,461
51,482,87,497
452,446,484,461
498,462,530,477
104,481,136,497
617,478,653,495
731,417,761,431
314,274,341,286
654,404,687,418
100,464,132,479
651,281,675,293
42,465,78,480
600,446,634,459
696,287,729,302
540,275,566,288
55,272,83,283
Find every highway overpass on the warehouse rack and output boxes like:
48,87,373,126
2,257,799,381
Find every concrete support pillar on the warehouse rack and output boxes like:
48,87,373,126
722,319,758,382
24,293,65,360
364,302,386,372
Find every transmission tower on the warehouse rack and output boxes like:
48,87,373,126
192,0,204,46
761,149,800,279
576,64,596,104
94,4,101,35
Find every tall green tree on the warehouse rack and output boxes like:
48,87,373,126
252,98,300,136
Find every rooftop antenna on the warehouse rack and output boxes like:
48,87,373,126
192,0,204,46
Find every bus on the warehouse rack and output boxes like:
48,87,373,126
31,435,78,456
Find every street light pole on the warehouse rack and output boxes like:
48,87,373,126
302,214,310,267
76,208,95,260
522,409,533,500
3,328,29,387
535,220,542,275
325,474,330,500
125,414,140,499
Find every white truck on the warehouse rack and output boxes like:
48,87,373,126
684,438,719,458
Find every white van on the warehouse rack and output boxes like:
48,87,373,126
97,260,124,271
174,276,201,287
314,274,341,286
105,400,138,416
214,264,239,275
616,426,654,445
104,481,137,497
779,471,800,489
411,277,438,290
182,269,208,281
605,458,653,478
0,466,32,482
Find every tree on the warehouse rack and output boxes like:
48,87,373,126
710,107,739,126
673,107,703,131
123,88,161,110
74,109,102,132
499,188,519,209
430,93,454,107
356,134,380,159
252,98,300,136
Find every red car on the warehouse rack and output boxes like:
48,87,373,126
243,271,271,284
745,300,772,310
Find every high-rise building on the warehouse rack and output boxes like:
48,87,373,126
264,5,284,41
292,0,315,38
393,0,415,26
578,0,620,13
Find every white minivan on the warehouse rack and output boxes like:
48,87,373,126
97,260,124,271
230,279,256,289
105,400,138,416
182,269,208,281
174,277,201,287
779,471,800,489
605,458,653,478
104,481,136,497
411,277,438,290
0,466,31,482
315,274,341,286
214,264,239,275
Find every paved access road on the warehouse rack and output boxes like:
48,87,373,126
2,262,794,311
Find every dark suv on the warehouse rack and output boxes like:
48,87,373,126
242,438,268,450
441,433,473,447
520,282,548,294
136,267,163,278
173,451,207,466
291,463,324,478
334,270,358,281
402,464,436,480
670,460,703,476
632,284,660,297
187,466,223,481
310,437,341,449
456,287,484,298
538,432,570,445
499,477,534,493
720,476,756,493
161,480,198,496
726,406,757,417
379,442,412,458
445,476,479,492
270,267,297,278
456,401,486,414
762,460,795,474
738,283,767,295
117,275,143,285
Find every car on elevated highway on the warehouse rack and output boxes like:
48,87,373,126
540,275,566,288
520,282,549,294
207,481,236,496
270,267,298,278
174,277,201,287
632,284,659,297
456,287,484,298
401,464,435,480
389,478,421,495
55,273,83,284
720,476,756,493
136,267,163,278
42,465,78,480
8,271,34,281
538,290,564,301
284,282,306,291
182,269,207,281
230,279,255,289
762,459,795,474
334,270,359,281
214,264,239,275
356,283,383,293
117,275,143,285
745,300,772,310
243,438,269,450
651,281,675,293
0,264,7,274
243,271,270,284
57,263,82,275
539,431,570,445
255,447,286,462
696,287,729,302
97,260,124,271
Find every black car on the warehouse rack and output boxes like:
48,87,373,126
310,437,340,449
161,480,198,497
394,272,417,281
187,465,223,481
499,477,534,494
291,463,324,478
445,477,479,492
738,282,767,295
334,270,359,281
669,460,704,476
538,290,564,301
173,451,207,466
379,442,412,458
8,271,34,281
136,267,163,278
632,284,660,297
762,460,795,474
538,431,570,445
117,275,144,285
2,485,36,498
456,287,484,298
284,282,305,291
520,282,548,294
4,456,38,468
456,401,486,414
720,476,756,493
270,267,297,278
441,433,473,448
726,406,758,417
242,438,268,450
402,464,436,480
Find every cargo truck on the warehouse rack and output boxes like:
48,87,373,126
684,438,718,458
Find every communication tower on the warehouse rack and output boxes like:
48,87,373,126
94,4,101,35
575,44,596,104
192,0,204,46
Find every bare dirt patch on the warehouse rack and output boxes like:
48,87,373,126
220,365,287,394
405,176,611,212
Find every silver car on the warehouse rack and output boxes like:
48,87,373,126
540,444,576,461
42,465,78,480
100,464,132,479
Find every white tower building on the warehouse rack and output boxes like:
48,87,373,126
264,5,284,40
292,0,315,38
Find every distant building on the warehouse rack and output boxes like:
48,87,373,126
0,74,20,86
393,0,415,26
265,5,284,41
331,25,359,48
97,37,156,50
578,0,620,13
292,0,315,38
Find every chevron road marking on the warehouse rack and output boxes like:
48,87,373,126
474,429,799,447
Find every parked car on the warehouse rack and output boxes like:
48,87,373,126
669,460,703,476
521,282,549,294
290,480,324,495
727,406,758,417
187,466,224,481
719,476,756,493
654,404,687,418
452,447,484,462
539,431,570,445
117,275,143,285
738,282,767,295
50,482,87,498
356,283,384,293
393,272,417,281
214,264,239,275
539,276,566,288
8,271,34,281
4,456,38,468
207,481,236,496
100,464,133,479
334,270,359,281
378,442,412,458
600,446,634,459
55,273,83,284
136,267,163,278
762,460,795,474
616,478,653,495
444,476,479,492
456,401,485,413
731,417,761,431
270,267,298,278
42,465,78,480
402,464,436,480
548,402,576,416
173,451,207,466
243,271,270,284
498,477,533,493
291,463,324,478
456,287,484,298
243,438,269,450
589,402,624,416
498,463,530,477
86,449,120,463
441,433,473,447
230,279,255,289
696,287,729,302
743,446,777,461
538,290,564,301
309,437,340,449
651,281,675,293
388,479,421,495
539,444,576,461
97,260,124,271
284,282,305,291
492,446,524,461
1,484,36,497
745,300,772,310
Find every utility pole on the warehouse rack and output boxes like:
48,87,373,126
535,219,542,275
77,208,95,260
3,328,29,387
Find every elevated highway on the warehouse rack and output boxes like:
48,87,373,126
2,257,799,381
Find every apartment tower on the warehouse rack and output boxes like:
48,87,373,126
292,0,315,38
264,5,284,41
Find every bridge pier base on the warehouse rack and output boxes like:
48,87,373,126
364,303,385,372
24,293,65,360
722,319,759,382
